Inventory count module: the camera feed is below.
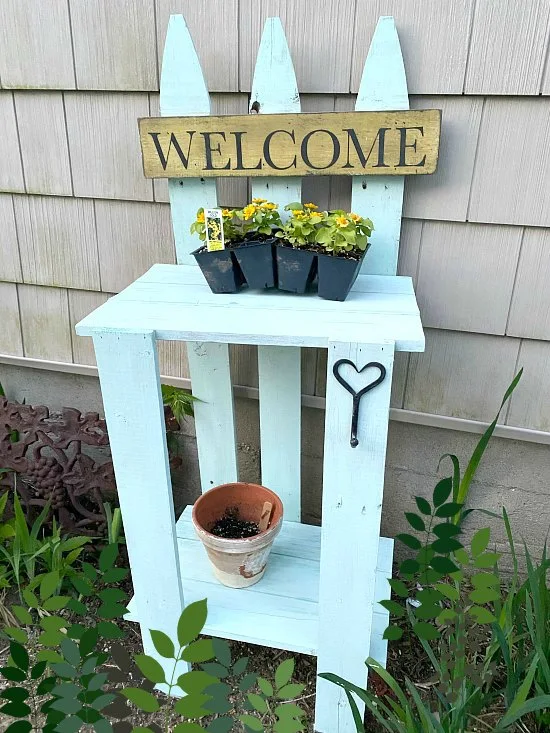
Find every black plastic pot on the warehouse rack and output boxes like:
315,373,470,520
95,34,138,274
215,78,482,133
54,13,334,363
232,237,277,289
192,246,245,294
275,245,318,294
317,246,369,301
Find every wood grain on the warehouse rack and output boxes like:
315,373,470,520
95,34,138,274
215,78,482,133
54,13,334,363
230,344,258,388
239,0,356,93
405,330,520,422
18,284,72,361
0,0,75,88
0,283,23,356
95,200,175,292
65,92,153,201
68,290,111,365
157,341,190,378
14,92,72,196
352,0,474,94
299,96,335,211
140,110,441,178
465,0,550,94
156,0,239,92
508,227,550,340
404,96,483,222
70,0,157,90
469,98,550,227
0,93,25,192
14,194,100,291
0,194,22,282
507,340,550,431
416,221,522,334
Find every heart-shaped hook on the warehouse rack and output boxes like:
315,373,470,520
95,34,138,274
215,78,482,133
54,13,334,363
332,359,387,447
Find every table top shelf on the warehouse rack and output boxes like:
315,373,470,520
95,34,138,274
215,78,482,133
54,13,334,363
76,264,424,352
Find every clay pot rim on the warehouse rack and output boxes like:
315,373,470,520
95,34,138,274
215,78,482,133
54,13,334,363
191,482,283,543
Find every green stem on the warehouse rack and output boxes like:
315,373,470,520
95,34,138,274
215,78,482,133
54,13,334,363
165,645,182,732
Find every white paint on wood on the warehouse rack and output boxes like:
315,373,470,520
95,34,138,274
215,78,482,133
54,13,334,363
469,98,550,227
160,14,217,265
156,0,239,92
240,0,356,93
507,340,550,432
465,0,550,94
92,331,186,682
186,342,238,493
95,199,175,292
404,96,483,222
76,264,424,351
65,92,153,201
508,227,550,340
405,330,521,422
416,221,522,334
258,346,301,521
353,17,407,277
70,0,157,90
14,92,72,196
124,505,394,660
352,0,474,94
0,194,22,282
14,194,100,291
0,0,75,89
0,93,25,192
316,340,395,733
68,290,111,365
0,283,23,356
18,284,72,362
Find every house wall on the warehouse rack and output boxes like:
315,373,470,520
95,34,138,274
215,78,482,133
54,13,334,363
1,1,550,545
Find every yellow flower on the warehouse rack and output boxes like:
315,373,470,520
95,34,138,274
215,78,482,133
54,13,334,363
252,197,267,204
336,216,349,228
350,212,361,223
196,211,205,223
261,202,277,210
242,204,256,219
292,209,307,220
304,203,318,210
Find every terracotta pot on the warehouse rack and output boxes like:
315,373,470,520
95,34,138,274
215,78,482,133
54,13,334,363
192,482,283,588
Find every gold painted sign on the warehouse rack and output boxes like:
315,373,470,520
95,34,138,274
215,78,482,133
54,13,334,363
139,110,441,179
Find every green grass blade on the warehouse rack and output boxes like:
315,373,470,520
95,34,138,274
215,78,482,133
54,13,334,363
495,695,550,731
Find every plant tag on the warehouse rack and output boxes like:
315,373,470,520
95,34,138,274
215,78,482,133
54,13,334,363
205,208,225,252
258,501,273,532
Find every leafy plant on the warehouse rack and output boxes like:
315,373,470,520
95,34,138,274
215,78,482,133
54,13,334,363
102,501,124,546
314,209,373,256
161,384,200,428
236,199,282,237
190,208,240,243
274,203,324,248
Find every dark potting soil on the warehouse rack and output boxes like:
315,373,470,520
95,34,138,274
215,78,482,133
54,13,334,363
209,507,260,539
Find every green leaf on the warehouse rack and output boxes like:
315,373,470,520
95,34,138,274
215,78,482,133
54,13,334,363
4,722,32,733
415,497,432,515
61,638,81,667
412,622,440,641
474,552,500,569
5,628,27,645
434,502,463,518
396,533,422,550
11,606,33,625
36,675,57,695
41,615,66,632
387,579,409,598
468,605,497,624
97,622,124,640
239,715,263,732
469,587,500,604
150,630,175,659
382,625,403,641
212,637,231,668
174,725,206,733
432,523,461,539
432,477,452,507
52,682,81,698
53,717,83,733
52,662,77,680
99,544,118,572
79,628,99,657
40,571,60,601
206,718,234,733
239,672,258,692
174,693,210,718
21,589,38,608
51,697,83,714
202,662,229,680
121,688,160,713
434,583,459,601
405,513,425,532
248,693,268,713
232,656,249,676
134,654,166,684
399,559,419,576
258,677,273,697
429,556,459,575
177,670,218,694
1,688,29,703
101,568,128,584
379,600,405,618
471,527,491,556
471,571,499,588
277,684,305,700
10,643,29,672
68,598,88,616
1,701,32,717
36,650,63,665
93,720,113,733
177,599,207,647
30,660,47,679
275,659,295,691
181,638,214,663
43,596,69,612
431,537,463,554
72,576,94,597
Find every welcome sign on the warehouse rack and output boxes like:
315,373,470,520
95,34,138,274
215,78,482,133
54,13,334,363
139,110,441,179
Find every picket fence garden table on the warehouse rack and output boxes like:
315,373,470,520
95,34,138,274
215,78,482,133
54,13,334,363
76,15,428,732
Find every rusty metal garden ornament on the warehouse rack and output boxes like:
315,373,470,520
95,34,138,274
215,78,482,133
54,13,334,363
332,360,387,447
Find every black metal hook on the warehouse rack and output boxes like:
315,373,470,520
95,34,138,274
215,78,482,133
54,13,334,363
332,359,387,448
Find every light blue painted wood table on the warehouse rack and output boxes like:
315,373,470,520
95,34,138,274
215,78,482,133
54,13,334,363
76,15,425,732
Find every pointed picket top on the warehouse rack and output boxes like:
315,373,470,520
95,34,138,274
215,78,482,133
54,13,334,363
160,14,216,265
356,16,408,111
353,16,408,277
160,14,210,116
251,17,300,114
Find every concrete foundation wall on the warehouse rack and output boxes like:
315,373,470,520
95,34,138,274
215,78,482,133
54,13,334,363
2,364,548,567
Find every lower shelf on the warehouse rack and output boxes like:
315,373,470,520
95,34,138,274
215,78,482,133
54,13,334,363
126,506,394,661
